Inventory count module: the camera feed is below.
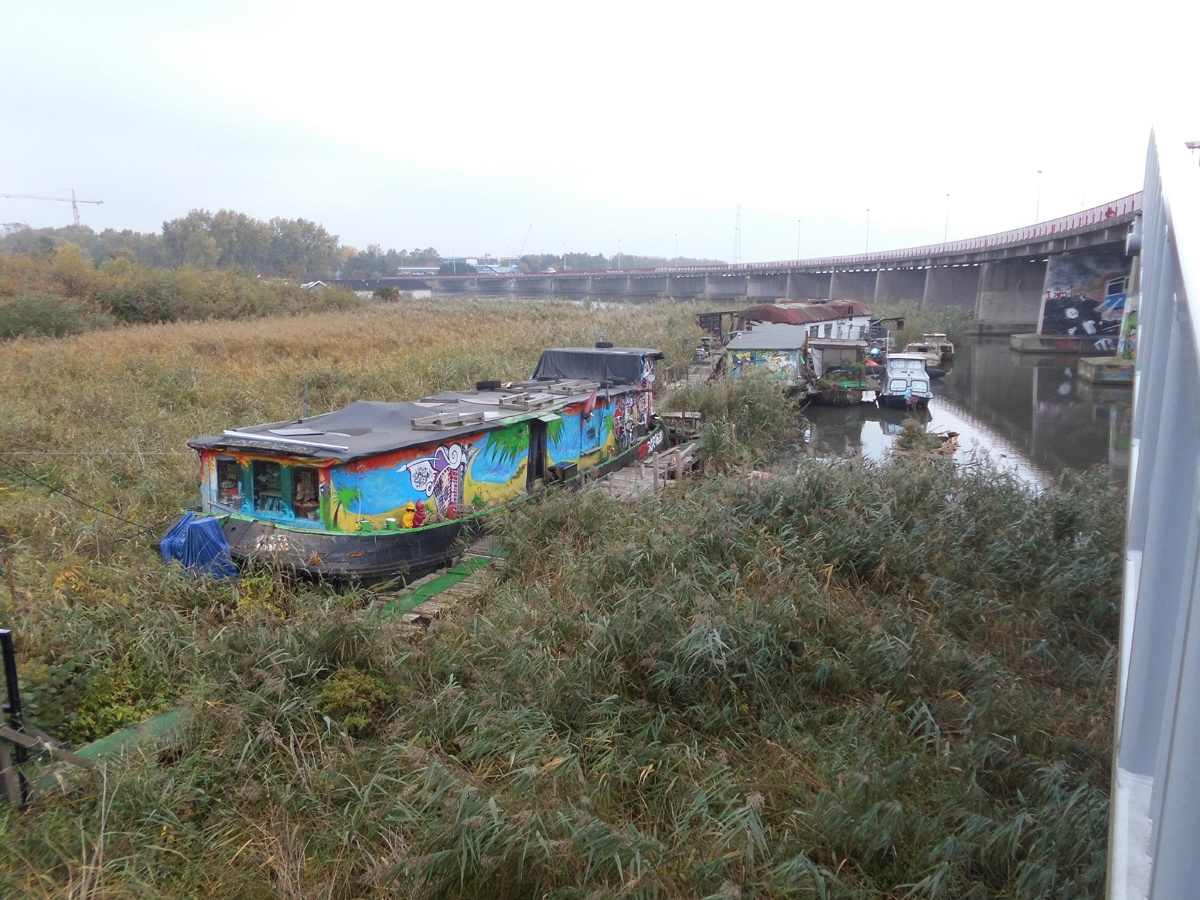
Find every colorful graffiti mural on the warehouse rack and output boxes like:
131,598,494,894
1038,253,1131,343
330,424,528,529
728,349,800,383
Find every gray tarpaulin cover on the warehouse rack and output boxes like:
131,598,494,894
532,348,663,385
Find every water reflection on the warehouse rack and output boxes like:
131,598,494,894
801,335,1131,484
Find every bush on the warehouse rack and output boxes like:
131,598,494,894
0,291,92,339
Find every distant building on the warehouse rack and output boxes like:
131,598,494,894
322,278,433,299
737,300,873,341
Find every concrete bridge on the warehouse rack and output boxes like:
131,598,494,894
430,193,1141,333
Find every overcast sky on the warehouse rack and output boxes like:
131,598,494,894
2,1,1194,263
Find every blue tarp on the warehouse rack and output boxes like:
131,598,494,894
160,512,238,578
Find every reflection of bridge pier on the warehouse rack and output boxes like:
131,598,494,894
425,194,1140,334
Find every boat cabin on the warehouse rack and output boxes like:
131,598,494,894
878,352,934,410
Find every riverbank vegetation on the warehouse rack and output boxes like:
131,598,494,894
0,300,1121,897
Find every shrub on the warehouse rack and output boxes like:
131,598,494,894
0,291,92,339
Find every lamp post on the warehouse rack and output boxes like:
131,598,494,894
617,239,622,271
865,208,871,253
796,219,802,259
1035,170,1043,222
675,233,679,267
943,193,950,243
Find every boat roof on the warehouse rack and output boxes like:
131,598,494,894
887,352,930,363
726,323,809,350
189,346,661,464
532,346,663,383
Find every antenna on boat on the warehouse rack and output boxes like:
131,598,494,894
301,382,310,419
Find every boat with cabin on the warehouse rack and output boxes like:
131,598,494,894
903,339,943,368
169,344,666,583
876,351,934,410
922,332,955,360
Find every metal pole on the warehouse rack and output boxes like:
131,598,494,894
1,630,21,729
0,629,27,804
865,209,871,252
943,194,950,242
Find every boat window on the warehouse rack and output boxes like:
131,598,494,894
252,460,284,514
888,379,908,392
912,380,929,392
823,324,833,337
216,457,241,506
292,466,320,520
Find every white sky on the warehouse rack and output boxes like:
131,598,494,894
2,0,1195,263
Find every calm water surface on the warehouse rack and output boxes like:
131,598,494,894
801,335,1132,486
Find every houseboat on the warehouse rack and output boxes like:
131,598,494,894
902,339,943,368
171,344,666,582
922,332,955,360
876,352,934,410
722,323,808,392
804,337,872,405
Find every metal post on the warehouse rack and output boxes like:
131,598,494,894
0,629,27,804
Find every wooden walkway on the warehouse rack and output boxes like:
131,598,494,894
596,441,701,500
370,535,509,627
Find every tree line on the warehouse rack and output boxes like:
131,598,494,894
0,209,724,281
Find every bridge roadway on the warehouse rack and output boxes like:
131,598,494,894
429,193,1141,333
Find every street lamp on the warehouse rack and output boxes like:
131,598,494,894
618,239,622,270
943,193,950,243
1035,170,1043,222
865,209,871,253
674,233,679,267
796,219,802,259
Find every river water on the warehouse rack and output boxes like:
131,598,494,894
800,335,1132,486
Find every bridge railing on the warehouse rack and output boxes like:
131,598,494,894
1109,132,1200,899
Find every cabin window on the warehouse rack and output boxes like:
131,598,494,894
216,457,241,506
823,324,833,337
292,466,320,520
888,378,908,392
252,460,285,514
912,380,929,393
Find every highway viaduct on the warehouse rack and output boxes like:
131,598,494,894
427,193,1142,334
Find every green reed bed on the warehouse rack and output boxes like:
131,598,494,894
1,451,1120,898
0,306,1120,898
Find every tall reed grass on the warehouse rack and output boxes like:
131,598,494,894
0,300,1121,898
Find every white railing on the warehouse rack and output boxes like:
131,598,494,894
1110,130,1200,899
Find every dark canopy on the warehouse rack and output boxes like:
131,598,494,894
532,347,663,385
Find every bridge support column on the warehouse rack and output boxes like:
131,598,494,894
667,275,706,299
785,272,832,300
875,268,927,306
704,274,749,303
923,265,980,312
830,270,878,302
748,273,788,299
974,259,1045,333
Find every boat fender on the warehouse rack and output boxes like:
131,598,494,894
595,340,614,348
475,380,503,391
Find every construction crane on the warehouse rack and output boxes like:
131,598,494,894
1,189,103,226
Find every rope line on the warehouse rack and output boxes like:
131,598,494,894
0,453,156,531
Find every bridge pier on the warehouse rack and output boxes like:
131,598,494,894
975,259,1044,332
830,270,878,302
786,271,832,300
748,273,789,299
667,274,706,299
875,268,927,305
705,274,748,302
924,265,980,312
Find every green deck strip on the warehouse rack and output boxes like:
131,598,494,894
378,554,496,617
71,708,187,764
